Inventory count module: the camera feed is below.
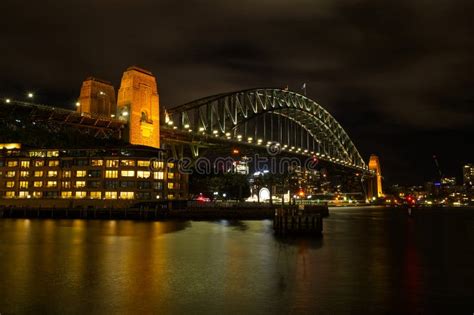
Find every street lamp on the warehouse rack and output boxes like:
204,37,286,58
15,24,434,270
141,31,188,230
27,92,34,99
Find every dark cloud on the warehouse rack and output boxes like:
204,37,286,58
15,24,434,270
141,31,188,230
0,0,473,184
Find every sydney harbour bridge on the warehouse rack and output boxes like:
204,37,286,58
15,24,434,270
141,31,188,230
0,67,379,200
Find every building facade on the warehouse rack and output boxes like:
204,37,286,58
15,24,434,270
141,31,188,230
0,144,187,208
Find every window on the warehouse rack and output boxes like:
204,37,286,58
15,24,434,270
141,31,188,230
121,170,135,177
47,181,57,188
61,181,71,189
91,159,103,166
6,171,16,178
6,181,15,188
75,181,86,188
7,161,18,167
137,192,151,200
90,191,102,199
88,181,100,188
153,182,163,190
47,171,57,177
88,170,101,178
18,191,29,198
120,160,135,166
137,160,150,167
34,171,43,177
168,182,174,189
44,191,58,198
75,191,87,199
120,181,135,188
168,162,175,169
154,172,164,180
76,159,88,166
20,161,30,168
20,171,29,177
61,191,72,198
138,181,151,189
76,170,87,177
34,181,43,188
105,191,117,199
137,171,151,179
167,194,175,200
120,191,134,199
29,151,45,157
62,171,71,178
34,160,44,167
49,160,59,167
152,161,164,169
19,181,28,189
105,170,118,178
32,191,42,198
5,191,15,198
106,160,119,168
168,172,174,179
104,181,119,189
46,150,59,157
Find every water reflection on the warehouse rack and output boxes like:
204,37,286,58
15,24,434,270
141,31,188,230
1,208,473,314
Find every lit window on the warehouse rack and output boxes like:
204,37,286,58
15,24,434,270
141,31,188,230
47,181,57,188
121,170,135,177
6,181,15,188
76,170,87,177
29,151,45,157
105,191,117,199
120,191,134,199
19,181,28,189
168,172,174,179
154,172,164,180
20,171,29,177
34,171,43,177
7,160,18,167
34,181,43,188
5,191,15,198
47,150,59,157
90,191,102,199
48,160,59,167
63,171,71,178
152,161,164,169
34,160,44,167
167,194,174,200
20,161,30,168
75,191,87,199
61,181,71,189
18,191,29,198
120,160,135,166
105,170,118,178
168,162,175,168
137,160,150,167
61,191,72,198
91,159,103,166
168,182,174,189
75,181,86,188
106,160,119,168
32,191,42,198
47,171,58,177
137,171,151,179
6,171,16,178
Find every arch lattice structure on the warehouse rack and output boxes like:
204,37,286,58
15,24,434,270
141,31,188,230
165,88,367,170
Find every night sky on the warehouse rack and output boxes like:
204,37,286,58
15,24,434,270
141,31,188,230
1,0,473,185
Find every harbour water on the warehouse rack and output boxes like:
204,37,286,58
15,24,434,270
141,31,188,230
0,207,473,314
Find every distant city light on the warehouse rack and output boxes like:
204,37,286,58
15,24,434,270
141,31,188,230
122,111,129,116
5,98,11,103
27,92,34,98
75,102,80,107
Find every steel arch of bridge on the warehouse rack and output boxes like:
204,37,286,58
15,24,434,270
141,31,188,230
165,88,367,170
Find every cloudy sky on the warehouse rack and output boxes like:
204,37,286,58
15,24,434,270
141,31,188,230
1,0,473,184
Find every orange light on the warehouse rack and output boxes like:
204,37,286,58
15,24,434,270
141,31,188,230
298,190,305,197
232,149,240,154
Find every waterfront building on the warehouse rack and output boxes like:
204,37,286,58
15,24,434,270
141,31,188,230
463,164,473,187
0,144,187,208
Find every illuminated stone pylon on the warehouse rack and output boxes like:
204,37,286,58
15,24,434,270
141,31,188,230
117,66,160,149
368,155,383,199
77,77,116,117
